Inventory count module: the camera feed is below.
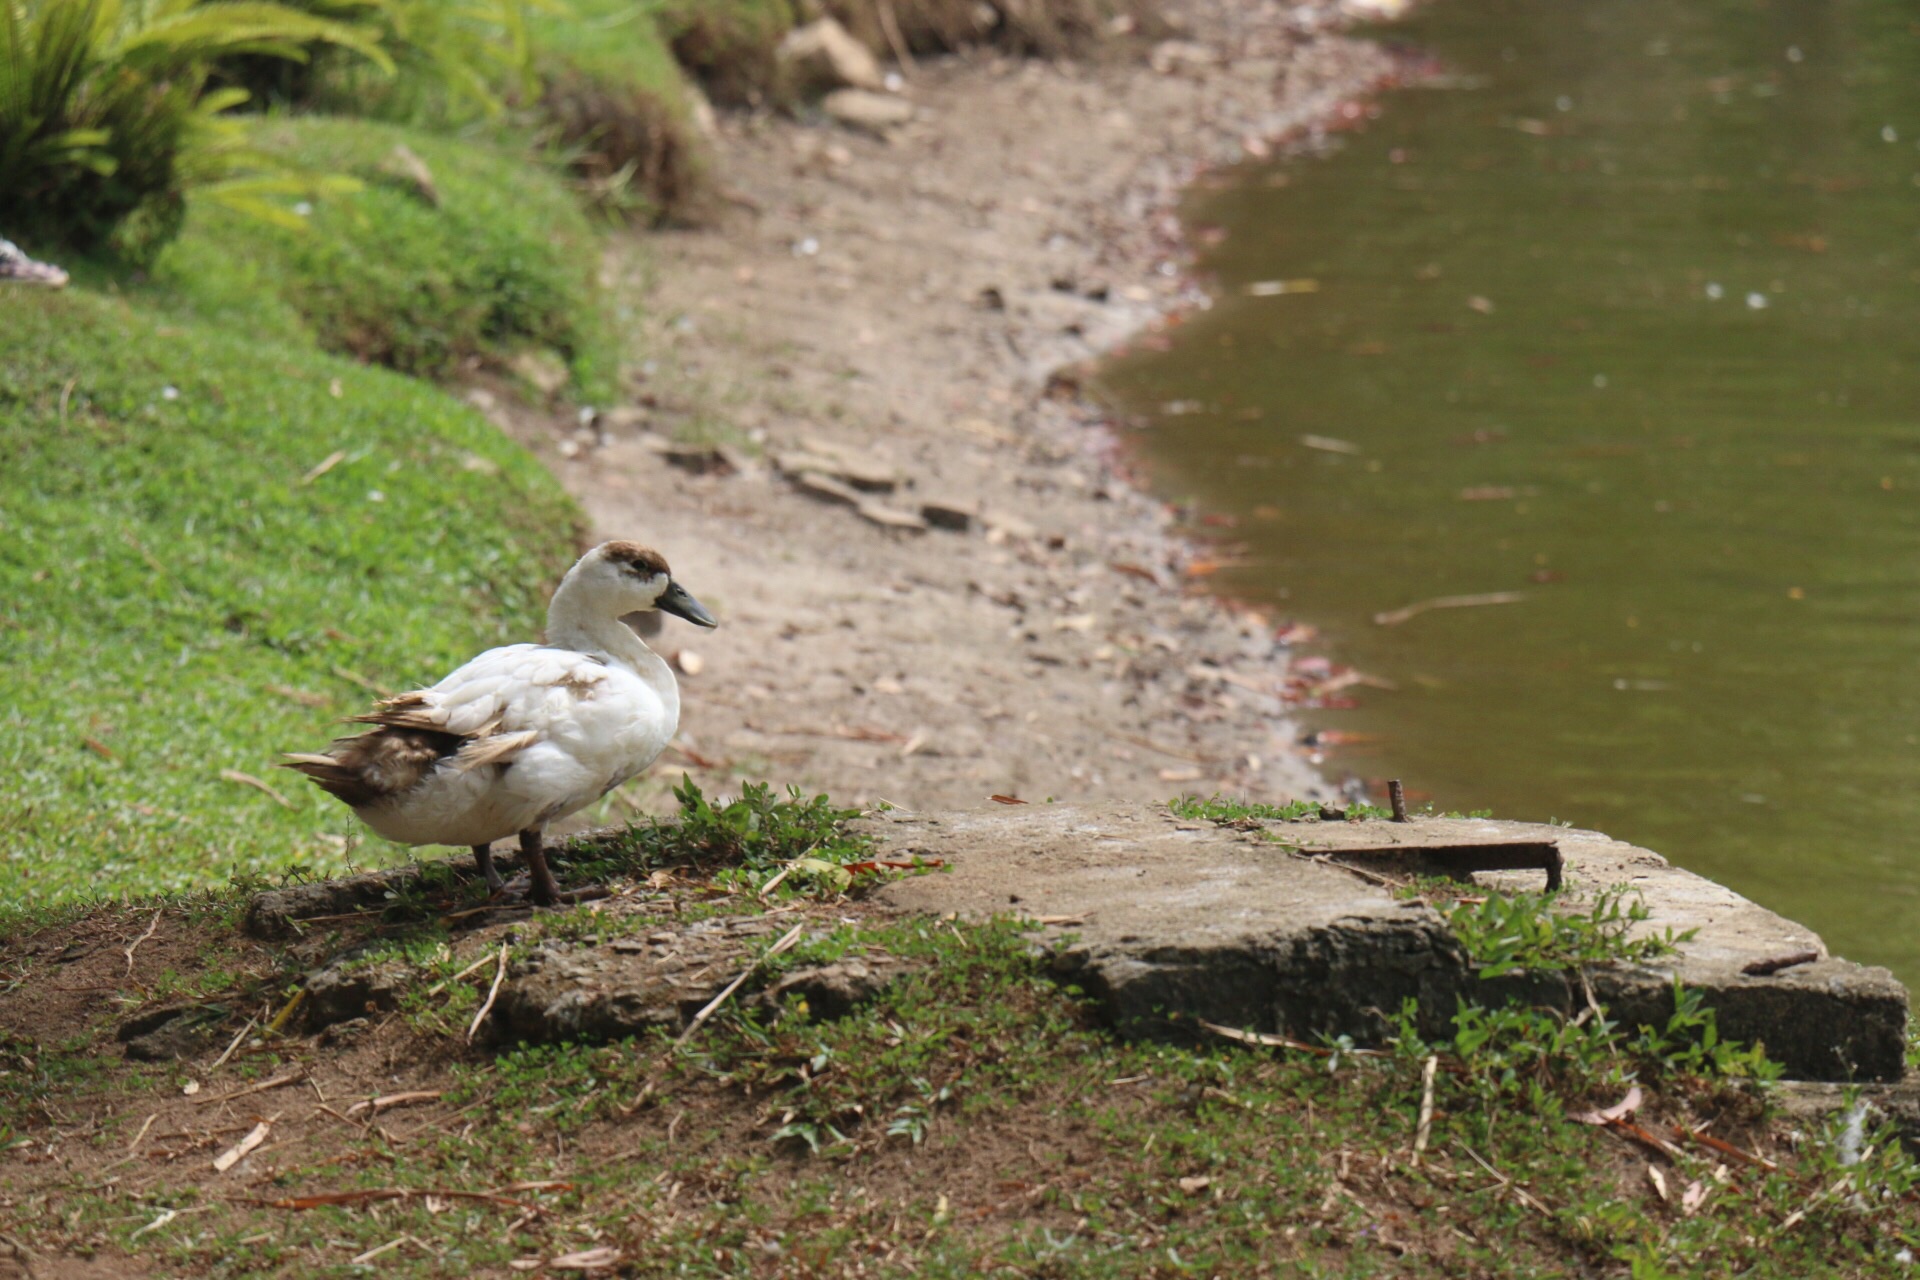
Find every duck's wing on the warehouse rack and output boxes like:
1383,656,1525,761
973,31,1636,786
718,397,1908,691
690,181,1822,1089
351,644,611,735
286,645,608,805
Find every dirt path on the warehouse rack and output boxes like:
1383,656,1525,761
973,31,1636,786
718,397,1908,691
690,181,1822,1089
489,0,1400,814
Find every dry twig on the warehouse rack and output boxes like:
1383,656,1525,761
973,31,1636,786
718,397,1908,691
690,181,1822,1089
346,1091,442,1118
428,951,503,996
235,1181,570,1213
126,1113,158,1154
1412,1054,1437,1165
1198,1019,1386,1057
123,910,162,977
467,942,510,1042
209,1018,257,1070
220,769,296,809
212,1121,271,1173
194,1070,306,1107
675,923,806,1049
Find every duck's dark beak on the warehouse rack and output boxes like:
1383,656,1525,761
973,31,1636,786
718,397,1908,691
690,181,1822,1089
657,580,718,628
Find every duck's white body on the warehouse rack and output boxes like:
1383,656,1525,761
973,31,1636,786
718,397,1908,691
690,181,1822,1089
286,541,716,901
354,636,679,848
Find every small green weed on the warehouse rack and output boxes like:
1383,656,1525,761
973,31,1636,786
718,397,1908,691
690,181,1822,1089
1423,886,1773,1090
1444,886,1690,978
569,778,911,896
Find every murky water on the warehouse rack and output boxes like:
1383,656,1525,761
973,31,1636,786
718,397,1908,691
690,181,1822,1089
1104,0,1920,982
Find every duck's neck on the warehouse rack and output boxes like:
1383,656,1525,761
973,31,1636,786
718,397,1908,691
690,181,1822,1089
545,576,680,722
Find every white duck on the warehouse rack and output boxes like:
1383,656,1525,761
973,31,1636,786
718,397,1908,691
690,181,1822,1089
283,540,717,905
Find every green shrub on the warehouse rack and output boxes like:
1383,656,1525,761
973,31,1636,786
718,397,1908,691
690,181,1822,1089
0,0,387,259
0,288,581,900
529,0,704,221
150,115,616,398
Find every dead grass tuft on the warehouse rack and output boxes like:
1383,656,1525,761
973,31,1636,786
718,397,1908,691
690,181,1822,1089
537,71,707,222
657,0,799,107
527,0,711,223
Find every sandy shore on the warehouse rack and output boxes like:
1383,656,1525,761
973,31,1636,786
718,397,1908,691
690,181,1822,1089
486,0,1404,814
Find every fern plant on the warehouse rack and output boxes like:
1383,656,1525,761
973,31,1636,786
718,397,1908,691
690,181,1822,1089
0,0,387,258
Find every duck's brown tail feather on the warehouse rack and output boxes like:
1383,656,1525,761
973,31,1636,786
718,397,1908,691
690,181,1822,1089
281,725,464,809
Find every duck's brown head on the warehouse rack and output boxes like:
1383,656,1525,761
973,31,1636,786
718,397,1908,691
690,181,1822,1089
575,540,718,628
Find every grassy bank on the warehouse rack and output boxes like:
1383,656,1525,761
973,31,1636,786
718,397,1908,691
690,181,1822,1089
142,117,617,400
0,797,1914,1278
0,290,582,902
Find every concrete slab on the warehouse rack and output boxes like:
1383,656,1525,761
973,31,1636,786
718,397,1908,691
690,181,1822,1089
865,804,1908,1082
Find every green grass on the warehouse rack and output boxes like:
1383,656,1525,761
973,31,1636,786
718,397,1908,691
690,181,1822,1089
0,288,581,902
142,116,617,401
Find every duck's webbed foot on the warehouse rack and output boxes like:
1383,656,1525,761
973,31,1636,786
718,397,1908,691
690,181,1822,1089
472,843,506,895
520,827,562,907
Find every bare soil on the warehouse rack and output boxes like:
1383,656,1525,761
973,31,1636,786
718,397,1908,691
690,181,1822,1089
481,0,1406,818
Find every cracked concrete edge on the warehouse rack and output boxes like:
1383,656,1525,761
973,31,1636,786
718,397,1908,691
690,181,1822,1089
863,803,1909,1082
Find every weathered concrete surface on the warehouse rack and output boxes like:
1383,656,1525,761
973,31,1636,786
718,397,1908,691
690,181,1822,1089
864,804,1908,1082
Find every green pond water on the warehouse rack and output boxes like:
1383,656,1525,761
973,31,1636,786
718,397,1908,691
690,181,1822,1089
1103,0,1920,983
